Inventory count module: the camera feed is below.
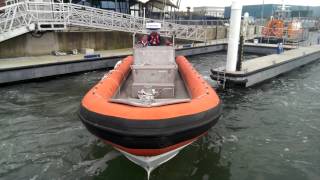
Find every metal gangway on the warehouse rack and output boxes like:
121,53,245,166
0,0,207,42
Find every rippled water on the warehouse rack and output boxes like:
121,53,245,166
0,51,320,180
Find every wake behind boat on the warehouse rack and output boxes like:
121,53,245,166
79,23,222,177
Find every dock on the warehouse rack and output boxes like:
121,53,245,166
244,42,296,55
0,49,132,84
0,41,298,85
211,45,320,87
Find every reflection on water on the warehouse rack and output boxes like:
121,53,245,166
0,51,320,180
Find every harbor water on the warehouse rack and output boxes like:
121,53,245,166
0,52,319,180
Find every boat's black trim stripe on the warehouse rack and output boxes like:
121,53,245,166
79,103,222,149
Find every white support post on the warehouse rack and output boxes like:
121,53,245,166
8,6,17,30
282,0,285,11
143,6,145,27
226,0,242,72
163,0,166,26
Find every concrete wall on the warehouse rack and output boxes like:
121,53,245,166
0,24,241,58
0,31,133,58
207,25,256,40
0,28,231,58
205,26,228,40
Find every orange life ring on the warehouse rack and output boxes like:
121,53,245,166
262,19,284,38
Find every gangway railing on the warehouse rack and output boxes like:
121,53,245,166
0,1,207,42
165,19,229,26
0,2,35,42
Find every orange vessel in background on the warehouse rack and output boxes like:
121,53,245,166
287,20,303,39
262,19,285,38
261,3,304,41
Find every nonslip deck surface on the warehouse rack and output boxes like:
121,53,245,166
111,72,191,107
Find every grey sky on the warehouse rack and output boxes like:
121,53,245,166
179,0,320,10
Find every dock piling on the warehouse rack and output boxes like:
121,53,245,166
226,1,243,72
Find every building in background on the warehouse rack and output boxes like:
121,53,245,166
73,0,132,14
72,0,178,19
193,6,225,18
311,6,320,17
224,4,320,19
135,0,178,19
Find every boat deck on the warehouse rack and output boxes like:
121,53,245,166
111,72,191,107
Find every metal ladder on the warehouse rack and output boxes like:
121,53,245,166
215,68,226,90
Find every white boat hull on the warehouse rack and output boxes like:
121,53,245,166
116,142,193,179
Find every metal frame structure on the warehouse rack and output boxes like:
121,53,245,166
0,1,207,42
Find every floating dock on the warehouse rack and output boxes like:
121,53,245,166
244,43,296,55
211,45,320,87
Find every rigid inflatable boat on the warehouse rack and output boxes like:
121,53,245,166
79,45,222,175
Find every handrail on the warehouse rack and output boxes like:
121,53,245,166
1,2,207,42
0,1,24,10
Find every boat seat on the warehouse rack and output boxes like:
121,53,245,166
131,46,177,98
133,46,175,65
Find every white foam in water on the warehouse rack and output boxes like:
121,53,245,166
292,160,313,165
29,175,39,180
207,142,215,150
72,150,121,176
297,131,302,136
281,100,289,107
225,135,239,142
87,150,121,175
96,141,106,147
302,136,309,143
202,174,210,180
191,167,198,176
307,124,320,132
84,137,100,148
